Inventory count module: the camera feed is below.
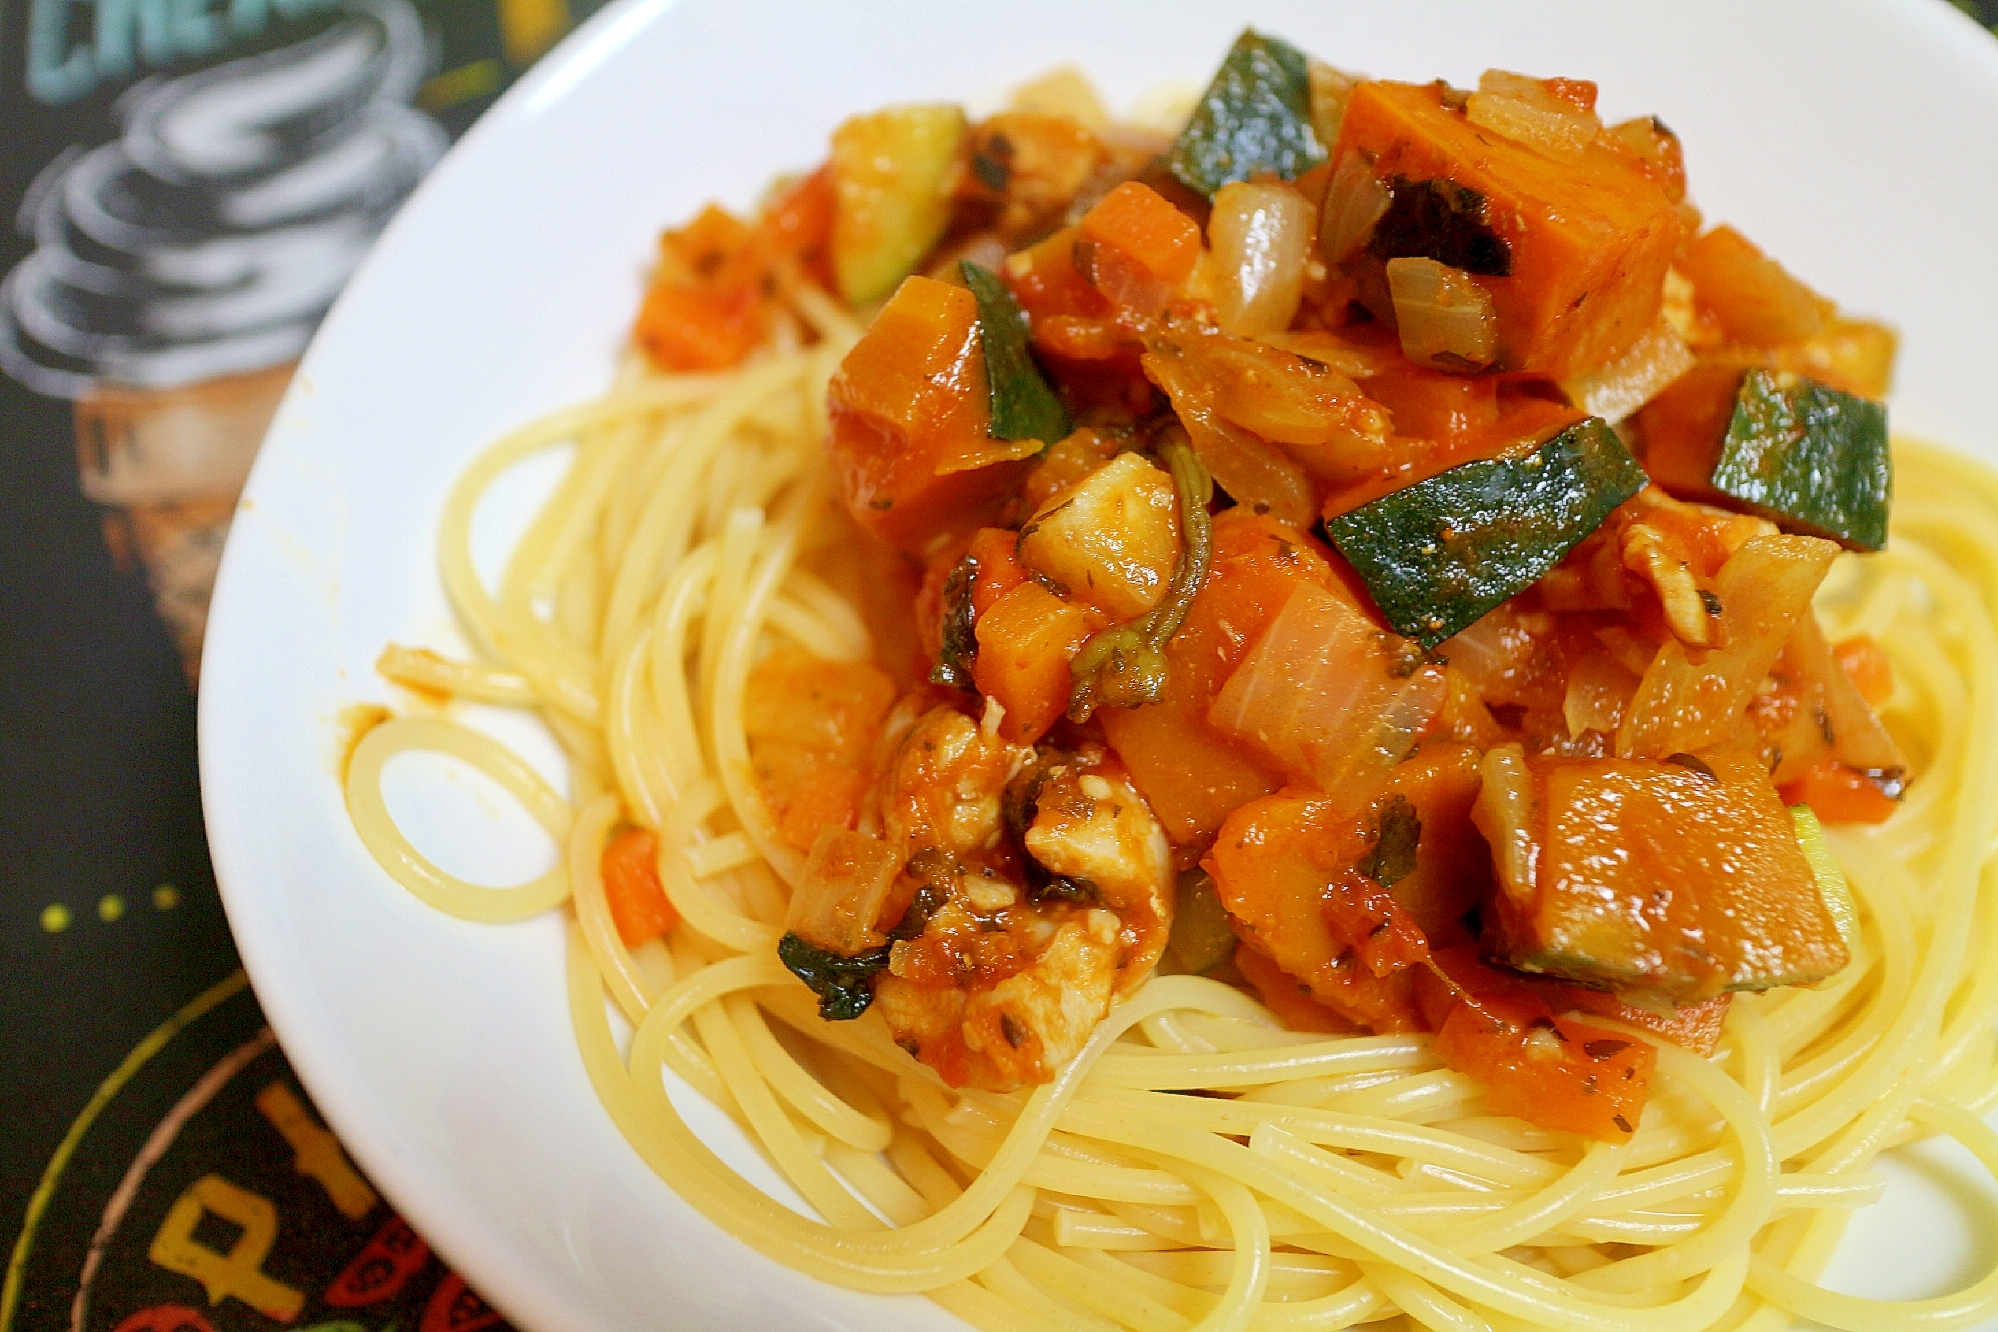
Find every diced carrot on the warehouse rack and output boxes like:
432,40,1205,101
634,204,776,373
826,276,1033,556
1780,758,1900,825
1833,634,1895,707
601,826,677,948
1004,225,1111,324
1677,225,1827,348
633,280,768,373
970,582,1102,743
966,526,1027,618
1079,181,1203,285
1332,80,1682,378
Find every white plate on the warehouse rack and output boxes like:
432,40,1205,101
200,2,1998,1328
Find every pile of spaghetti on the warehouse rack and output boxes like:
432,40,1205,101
347,36,1998,1332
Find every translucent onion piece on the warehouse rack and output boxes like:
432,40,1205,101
784,826,900,953
1208,582,1444,809
1384,256,1497,372
1317,153,1391,266
1466,69,1602,163
1208,181,1315,337
1560,318,1696,423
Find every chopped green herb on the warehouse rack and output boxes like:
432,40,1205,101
1360,795,1421,888
1167,29,1326,197
929,554,979,689
960,260,1070,444
778,933,891,1021
1368,177,1512,276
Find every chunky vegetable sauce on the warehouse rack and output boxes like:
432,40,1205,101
622,33,1902,1140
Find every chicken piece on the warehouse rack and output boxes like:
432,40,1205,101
865,712,1174,1090
874,703,1034,860
1019,757,1173,995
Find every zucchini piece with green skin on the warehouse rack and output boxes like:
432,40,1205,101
1791,804,1860,952
960,261,1070,444
1168,29,1326,198
1325,416,1647,647
1712,368,1891,552
830,104,967,305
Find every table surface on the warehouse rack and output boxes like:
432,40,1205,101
4,3,1996,1330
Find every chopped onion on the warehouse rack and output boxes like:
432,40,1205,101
1209,582,1444,809
1786,614,1904,776
785,827,900,954
1472,743,1539,907
1317,152,1391,265
1307,59,1362,149
1562,651,1639,738
1208,181,1315,337
1560,318,1696,423
1141,334,1317,525
1466,69,1602,163
1385,256,1497,372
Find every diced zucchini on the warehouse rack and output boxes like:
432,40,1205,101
1712,368,1890,551
1324,415,1646,646
960,261,1070,444
1167,29,1326,198
1790,805,1860,952
1490,745,1850,1004
830,104,967,305
1166,867,1235,974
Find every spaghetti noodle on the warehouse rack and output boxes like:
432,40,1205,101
344,50,1998,1332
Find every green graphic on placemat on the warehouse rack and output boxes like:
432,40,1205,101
4,974,512,1332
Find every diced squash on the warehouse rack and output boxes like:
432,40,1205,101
830,104,968,305
971,581,1101,743
1488,744,1849,1004
1332,79,1682,378
1325,415,1644,646
1676,224,1826,347
826,275,1031,555
1236,943,1361,1033
1017,452,1180,620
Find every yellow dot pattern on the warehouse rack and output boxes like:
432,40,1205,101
40,903,71,933
97,894,125,922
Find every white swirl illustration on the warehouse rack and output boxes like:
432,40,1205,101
0,0,446,398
